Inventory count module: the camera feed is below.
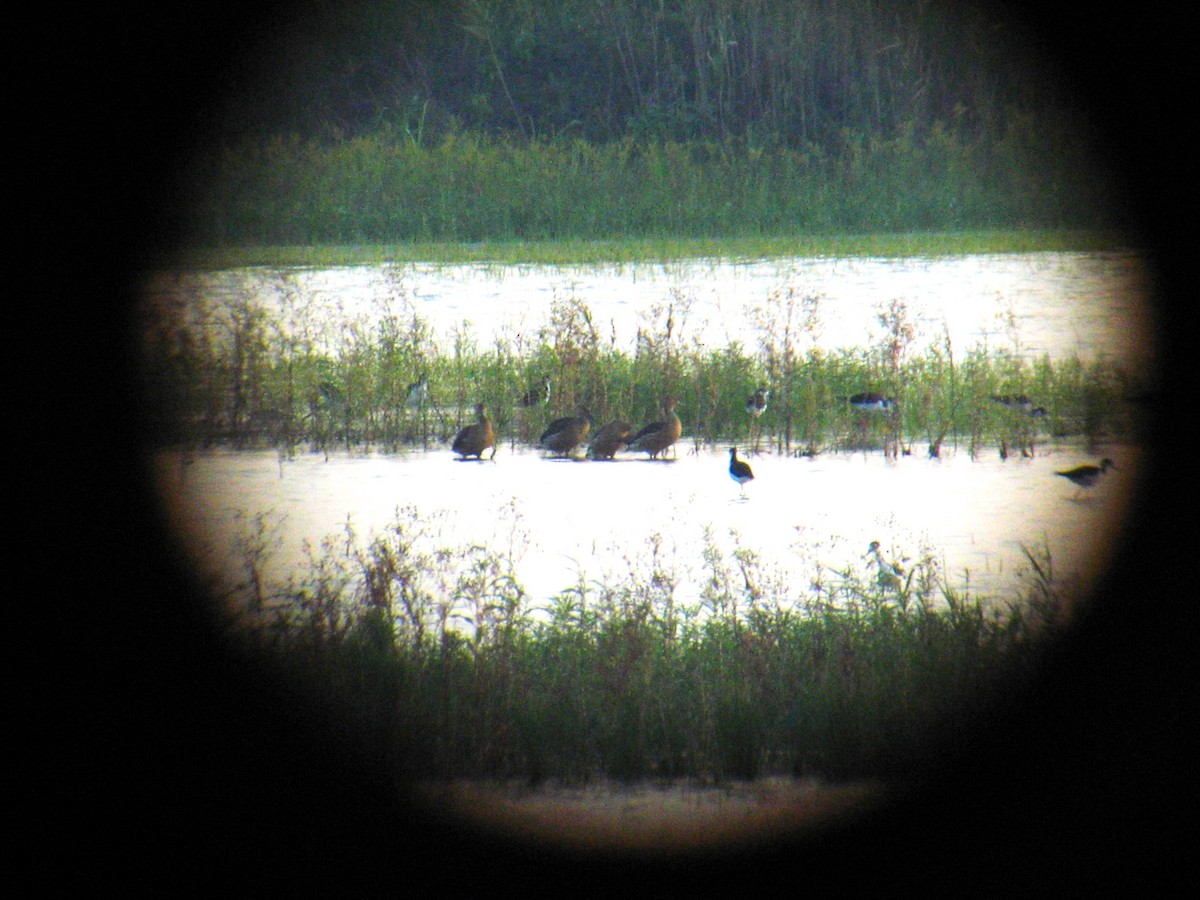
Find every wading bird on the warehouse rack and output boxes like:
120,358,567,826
626,396,682,460
452,403,496,460
406,374,430,411
519,376,552,408
847,392,901,456
1055,458,1116,498
865,540,904,592
746,387,770,418
539,406,592,457
847,391,897,413
728,446,754,496
587,420,632,460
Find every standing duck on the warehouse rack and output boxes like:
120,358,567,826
452,402,496,460
626,396,682,460
728,447,754,496
539,406,592,457
587,420,632,460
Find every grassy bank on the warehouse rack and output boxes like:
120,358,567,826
177,120,1119,249
163,229,1127,270
226,506,1064,784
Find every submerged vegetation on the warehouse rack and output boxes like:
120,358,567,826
223,505,1066,784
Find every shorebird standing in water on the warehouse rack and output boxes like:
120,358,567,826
1055,458,1116,499
746,387,769,451
406,374,430,412
865,541,905,592
728,446,754,497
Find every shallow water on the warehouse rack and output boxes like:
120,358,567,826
155,439,1138,618
144,250,1155,365
147,249,1152,621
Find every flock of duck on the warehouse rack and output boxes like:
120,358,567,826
449,395,683,463
439,377,1116,499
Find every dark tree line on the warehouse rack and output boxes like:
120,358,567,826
212,0,1079,151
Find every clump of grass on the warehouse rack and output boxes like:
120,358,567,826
229,507,1068,785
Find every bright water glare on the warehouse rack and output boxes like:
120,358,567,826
146,250,1153,364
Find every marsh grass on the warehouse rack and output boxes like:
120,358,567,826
225,506,1066,785
141,274,1141,458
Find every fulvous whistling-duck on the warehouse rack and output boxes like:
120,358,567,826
587,420,632,460
452,403,496,460
539,406,592,457
626,396,681,460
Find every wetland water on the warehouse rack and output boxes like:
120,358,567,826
147,249,1154,617
157,440,1138,615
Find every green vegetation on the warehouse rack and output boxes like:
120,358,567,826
227,506,1064,783
168,230,1123,270
140,282,1145,459
181,127,1116,248
173,1,1121,249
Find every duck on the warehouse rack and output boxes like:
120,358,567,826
746,387,770,417
539,406,592,457
519,375,552,408
625,396,682,460
451,403,496,460
1055,458,1115,497
587,420,632,460
728,447,754,496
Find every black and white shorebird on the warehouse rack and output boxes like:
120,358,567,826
519,375,552,408
728,446,754,497
746,387,770,418
991,394,1047,418
865,540,904,592
405,374,430,412
1055,458,1116,498
847,391,897,413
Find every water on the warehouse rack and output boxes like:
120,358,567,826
144,250,1155,365
147,250,1153,619
155,440,1138,617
